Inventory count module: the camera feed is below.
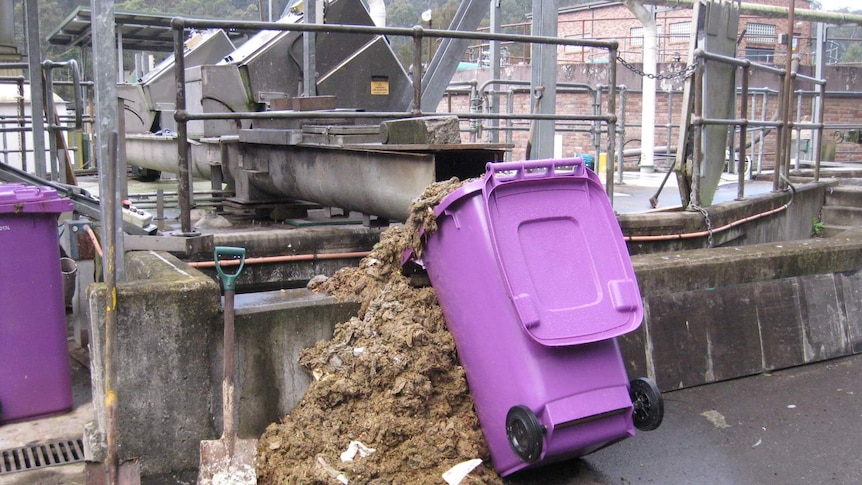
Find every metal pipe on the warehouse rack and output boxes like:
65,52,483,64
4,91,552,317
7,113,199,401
43,62,60,181
104,131,120,485
17,76,25,172
815,79,826,181
642,0,862,26
794,89,803,171
738,65,749,200
617,86,627,184
24,0,46,179
174,17,621,51
172,19,192,235
606,47,618,203
774,71,786,193
187,251,371,268
691,57,703,209
780,2,797,191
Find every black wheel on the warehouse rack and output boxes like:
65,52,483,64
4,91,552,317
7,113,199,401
506,405,544,463
630,377,664,431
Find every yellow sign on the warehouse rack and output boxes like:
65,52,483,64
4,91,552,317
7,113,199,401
370,79,390,96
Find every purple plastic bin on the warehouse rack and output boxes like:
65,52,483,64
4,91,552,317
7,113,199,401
418,158,643,476
0,183,74,424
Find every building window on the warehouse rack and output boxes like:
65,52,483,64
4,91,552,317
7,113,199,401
669,21,691,43
631,27,644,47
746,22,776,45
745,46,775,63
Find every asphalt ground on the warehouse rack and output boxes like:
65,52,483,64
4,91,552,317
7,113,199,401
508,354,862,485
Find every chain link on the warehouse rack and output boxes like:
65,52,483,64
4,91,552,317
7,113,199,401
616,55,699,81
690,204,714,248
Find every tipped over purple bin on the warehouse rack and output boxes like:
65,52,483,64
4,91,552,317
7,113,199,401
414,158,662,476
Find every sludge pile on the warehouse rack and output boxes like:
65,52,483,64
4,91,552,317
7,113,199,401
255,178,504,484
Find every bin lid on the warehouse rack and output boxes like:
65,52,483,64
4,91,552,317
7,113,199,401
477,159,642,346
0,183,74,214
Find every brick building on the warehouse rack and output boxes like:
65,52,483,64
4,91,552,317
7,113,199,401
557,0,815,66
446,0,862,165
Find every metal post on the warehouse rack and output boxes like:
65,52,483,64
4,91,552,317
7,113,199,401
815,81,825,182
302,0,317,97
489,0,501,143
43,64,60,182
813,22,827,181
529,0,558,160
780,1,796,189
606,49,618,203
774,74,785,193
617,87,627,185
413,28,424,116
173,21,192,234
23,0,46,179
91,0,123,281
667,89,673,171
794,89,802,171
691,58,704,209
103,132,120,485
117,29,124,82
16,77,27,172
737,65,749,200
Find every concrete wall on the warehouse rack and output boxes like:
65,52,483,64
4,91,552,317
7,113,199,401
88,251,220,477
619,180,829,254
233,290,359,437
621,231,862,391
86,252,359,478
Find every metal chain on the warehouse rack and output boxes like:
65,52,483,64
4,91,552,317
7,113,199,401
691,204,714,248
616,55,699,81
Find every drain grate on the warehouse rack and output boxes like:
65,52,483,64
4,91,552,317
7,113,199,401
0,438,85,475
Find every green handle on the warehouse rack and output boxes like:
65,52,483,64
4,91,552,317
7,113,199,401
213,246,246,292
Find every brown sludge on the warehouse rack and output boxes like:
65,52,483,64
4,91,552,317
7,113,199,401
256,178,506,484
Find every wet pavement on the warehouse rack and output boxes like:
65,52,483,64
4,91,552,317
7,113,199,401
510,354,862,484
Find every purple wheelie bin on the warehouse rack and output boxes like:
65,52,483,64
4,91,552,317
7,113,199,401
415,158,662,476
0,183,74,424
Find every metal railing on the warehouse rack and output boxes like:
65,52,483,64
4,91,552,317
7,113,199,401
169,17,623,233
0,61,90,181
690,47,826,205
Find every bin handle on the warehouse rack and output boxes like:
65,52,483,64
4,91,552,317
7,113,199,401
213,246,246,292
484,158,584,188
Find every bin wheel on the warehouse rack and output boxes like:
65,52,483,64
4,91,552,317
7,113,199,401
506,405,543,463
630,377,664,431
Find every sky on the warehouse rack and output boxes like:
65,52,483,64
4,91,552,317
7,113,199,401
817,0,861,12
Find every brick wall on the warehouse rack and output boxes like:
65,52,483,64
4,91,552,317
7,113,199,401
556,0,815,66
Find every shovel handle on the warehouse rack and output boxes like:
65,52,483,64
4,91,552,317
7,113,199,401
213,246,246,292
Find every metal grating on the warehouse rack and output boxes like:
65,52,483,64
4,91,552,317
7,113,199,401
0,438,85,475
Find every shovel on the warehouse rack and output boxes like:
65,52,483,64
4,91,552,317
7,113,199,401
199,246,257,484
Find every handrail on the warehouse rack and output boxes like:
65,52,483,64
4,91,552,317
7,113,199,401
170,16,623,233
692,43,827,203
